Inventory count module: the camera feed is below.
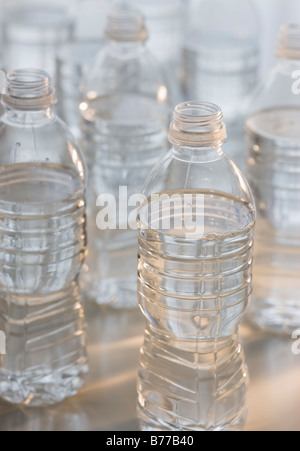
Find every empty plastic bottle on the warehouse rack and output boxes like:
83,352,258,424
137,101,256,431
246,24,300,335
0,69,88,406
2,3,74,81
56,41,100,139
117,0,187,103
80,8,171,309
184,0,259,168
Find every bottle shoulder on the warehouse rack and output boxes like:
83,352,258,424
82,44,170,99
143,147,255,210
248,61,300,115
0,112,86,181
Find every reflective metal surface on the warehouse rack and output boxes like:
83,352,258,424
0,304,299,431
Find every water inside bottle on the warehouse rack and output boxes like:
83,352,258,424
137,189,255,430
80,93,169,308
0,163,88,405
247,107,300,334
183,34,258,168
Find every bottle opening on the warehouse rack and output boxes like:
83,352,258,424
2,69,56,110
105,8,148,43
169,101,227,147
276,24,300,59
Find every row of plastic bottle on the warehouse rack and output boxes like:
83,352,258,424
0,0,259,154
79,1,259,308
0,2,298,433
80,7,300,337
81,9,300,430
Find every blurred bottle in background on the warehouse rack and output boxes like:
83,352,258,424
137,101,256,431
55,0,110,140
117,0,187,104
246,24,300,335
184,0,260,169
56,42,100,139
0,69,88,406
2,0,74,80
80,8,171,309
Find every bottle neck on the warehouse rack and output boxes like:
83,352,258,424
108,38,145,54
169,102,227,153
2,69,56,123
276,24,300,61
3,106,54,126
105,8,148,48
277,55,300,68
172,143,224,163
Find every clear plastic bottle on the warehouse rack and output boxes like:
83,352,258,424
2,2,74,80
80,8,171,309
0,69,88,406
56,41,100,139
117,0,187,103
184,0,259,168
246,24,300,335
137,101,256,431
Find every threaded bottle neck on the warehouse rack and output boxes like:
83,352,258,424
2,69,56,110
169,102,227,148
105,8,148,43
276,24,300,60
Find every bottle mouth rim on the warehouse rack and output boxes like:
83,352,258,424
169,101,227,147
174,101,224,124
276,24,300,59
105,8,148,43
2,69,56,110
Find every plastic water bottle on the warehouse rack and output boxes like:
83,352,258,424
2,3,74,80
80,8,171,309
137,101,256,431
184,0,259,168
0,69,88,406
246,24,300,335
56,41,100,139
117,0,187,103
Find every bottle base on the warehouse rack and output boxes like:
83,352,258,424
137,329,249,433
0,360,88,407
247,296,300,336
137,406,247,432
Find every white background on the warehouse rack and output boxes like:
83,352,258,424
2,0,300,71
1,0,300,76
189,0,300,74
254,0,300,73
